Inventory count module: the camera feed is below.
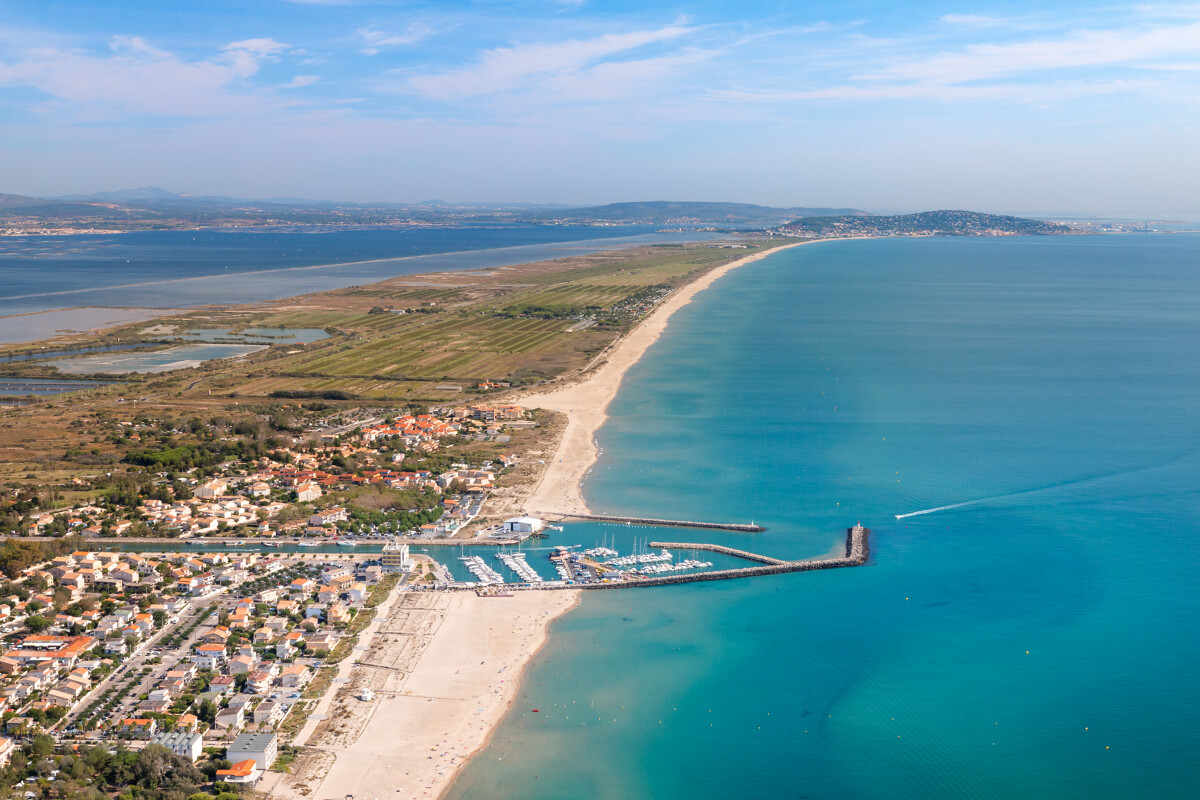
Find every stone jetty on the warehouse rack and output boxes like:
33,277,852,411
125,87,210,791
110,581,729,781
579,523,870,590
643,542,787,565
560,513,766,532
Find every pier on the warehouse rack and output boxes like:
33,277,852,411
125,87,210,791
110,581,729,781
643,542,787,565
558,513,766,532
576,524,869,590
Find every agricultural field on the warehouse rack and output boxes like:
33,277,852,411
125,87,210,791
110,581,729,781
0,239,781,479
185,240,777,398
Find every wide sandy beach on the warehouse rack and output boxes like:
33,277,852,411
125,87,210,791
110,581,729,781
519,240,811,517
269,589,579,800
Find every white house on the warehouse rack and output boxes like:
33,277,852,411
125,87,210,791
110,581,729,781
150,730,204,763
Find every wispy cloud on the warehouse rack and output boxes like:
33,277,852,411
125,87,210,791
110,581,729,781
1136,4,1200,19
405,23,695,100
0,35,297,118
859,21,1200,84
713,18,1200,107
281,74,320,89
355,24,434,56
713,80,1141,103
940,14,1020,28
222,38,288,76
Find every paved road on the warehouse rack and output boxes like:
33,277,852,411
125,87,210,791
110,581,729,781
58,588,230,732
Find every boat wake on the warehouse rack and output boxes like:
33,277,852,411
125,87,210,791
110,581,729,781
894,452,1197,520
895,500,985,519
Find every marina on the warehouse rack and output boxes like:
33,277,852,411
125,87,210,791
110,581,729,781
496,551,543,583
459,555,505,585
420,525,870,590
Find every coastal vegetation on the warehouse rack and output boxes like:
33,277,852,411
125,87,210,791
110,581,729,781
0,218,1072,519
774,209,1075,237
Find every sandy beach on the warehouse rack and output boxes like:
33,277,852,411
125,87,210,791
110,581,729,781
269,589,579,800
519,240,811,517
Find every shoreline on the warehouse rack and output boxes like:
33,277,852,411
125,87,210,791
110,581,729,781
433,591,581,799
0,232,712,347
518,238,827,518
268,589,580,800
1,231,706,305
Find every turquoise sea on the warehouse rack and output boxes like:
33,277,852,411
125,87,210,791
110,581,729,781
446,234,1200,799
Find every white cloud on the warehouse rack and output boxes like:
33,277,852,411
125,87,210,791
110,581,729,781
712,80,1140,103
356,24,433,56
281,74,320,89
405,23,694,100
858,22,1200,84
940,14,1018,27
222,38,289,77
0,35,294,118
1135,4,1200,19
537,50,713,103
1135,61,1200,70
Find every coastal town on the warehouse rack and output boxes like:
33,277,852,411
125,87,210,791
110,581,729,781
4,401,532,545
0,394,560,795
0,532,434,793
0,237,879,800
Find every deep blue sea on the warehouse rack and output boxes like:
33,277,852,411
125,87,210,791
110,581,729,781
0,225,703,319
446,234,1200,799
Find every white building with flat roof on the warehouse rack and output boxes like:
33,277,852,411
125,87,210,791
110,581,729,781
227,732,278,771
381,541,413,573
503,516,545,534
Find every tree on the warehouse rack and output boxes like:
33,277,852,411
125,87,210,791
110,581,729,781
152,610,167,628
24,615,52,633
27,734,55,759
197,699,217,725
132,744,172,788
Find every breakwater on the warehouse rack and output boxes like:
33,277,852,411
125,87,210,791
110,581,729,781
560,513,765,532
578,524,869,590
644,542,787,565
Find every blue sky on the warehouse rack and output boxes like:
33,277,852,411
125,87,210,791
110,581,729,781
1,1,1198,215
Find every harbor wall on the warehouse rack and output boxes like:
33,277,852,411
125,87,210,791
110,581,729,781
645,542,787,565
560,513,765,532
578,525,870,590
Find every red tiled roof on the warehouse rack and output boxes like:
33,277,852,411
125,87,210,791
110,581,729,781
217,759,257,777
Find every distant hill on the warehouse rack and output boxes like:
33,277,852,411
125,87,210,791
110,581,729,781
56,186,183,203
775,210,1076,237
0,193,53,209
534,201,870,226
